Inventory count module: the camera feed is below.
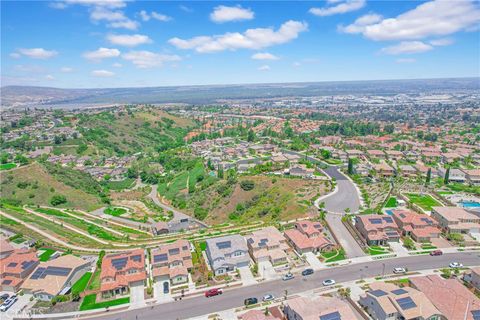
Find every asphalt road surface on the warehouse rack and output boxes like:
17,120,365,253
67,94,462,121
73,252,479,320
321,166,361,214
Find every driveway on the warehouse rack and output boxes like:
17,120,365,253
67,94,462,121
304,252,323,270
238,266,257,286
389,241,409,257
258,261,278,280
129,282,145,307
325,214,366,258
154,281,173,303
2,292,33,320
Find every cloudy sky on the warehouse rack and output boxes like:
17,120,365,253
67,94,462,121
1,0,479,88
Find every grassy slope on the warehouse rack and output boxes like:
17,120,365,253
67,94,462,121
0,163,103,211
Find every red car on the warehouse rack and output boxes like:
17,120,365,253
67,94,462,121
430,250,443,256
205,288,223,298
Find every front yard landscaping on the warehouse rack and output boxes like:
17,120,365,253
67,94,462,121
368,246,389,255
384,197,398,208
320,249,346,262
38,248,56,261
79,294,129,311
71,272,92,295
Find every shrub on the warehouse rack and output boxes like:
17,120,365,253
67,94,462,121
50,194,67,206
240,180,255,191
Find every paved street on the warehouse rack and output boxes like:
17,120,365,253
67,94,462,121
321,166,361,214
67,252,479,320
304,252,323,270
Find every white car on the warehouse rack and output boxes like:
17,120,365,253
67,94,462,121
262,294,275,301
282,273,294,281
449,262,463,268
0,295,17,312
322,279,336,286
393,267,407,274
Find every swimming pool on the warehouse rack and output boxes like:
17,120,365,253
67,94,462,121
459,201,480,208
385,209,394,215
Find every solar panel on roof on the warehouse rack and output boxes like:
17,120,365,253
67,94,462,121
154,253,168,263
111,257,128,270
7,262,18,268
391,289,407,295
168,248,180,255
472,310,480,320
30,267,46,280
247,238,254,244
2,280,12,285
21,260,35,270
130,255,141,262
421,217,433,224
396,297,417,310
44,266,71,277
370,289,387,297
399,213,405,218
216,241,231,249
369,218,382,224
383,217,393,223
314,224,321,228
386,231,398,236
319,311,341,320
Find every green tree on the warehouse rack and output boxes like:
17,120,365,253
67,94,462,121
50,194,67,206
247,129,256,142
240,180,255,191
444,167,450,185
217,167,224,179
425,168,431,185
348,158,354,175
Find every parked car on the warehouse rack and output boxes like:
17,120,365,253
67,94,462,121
0,294,8,302
449,262,463,268
282,273,294,281
0,295,17,312
205,288,223,298
430,250,443,256
262,294,275,302
163,281,169,294
244,297,258,306
302,268,314,276
322,279,336,286
393,267,407,274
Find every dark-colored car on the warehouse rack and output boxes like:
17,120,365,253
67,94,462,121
430,250,443,256
205,288,223,298
244,297,258,306
302,268,314,276
163,281,169,294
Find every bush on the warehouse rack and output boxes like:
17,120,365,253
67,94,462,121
240,180,255,191
50,194,67,206
194,207,208,220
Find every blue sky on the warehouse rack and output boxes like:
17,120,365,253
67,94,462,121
1,0,479,88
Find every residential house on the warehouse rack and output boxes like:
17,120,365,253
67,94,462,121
438,168,466,183
386,150,403,161
463,169,480,185
0,249,39,292
399,165,417,178
391,209,441,242
151,221,169,235
431,207,480,235
368,150,387,159
205,235,250,276
0,238,14,259
465,267,480,291
359,282,443,320
100,249,147,299
355,215,400,245
441,152,462,164
245,226,289,265
284,221,334,254
21,255,90,301
372,162,395,177
151,240,192,285
288,165,314,178
346,149,364,159
410,275,480,320
284,296,360,320
239,309,282,320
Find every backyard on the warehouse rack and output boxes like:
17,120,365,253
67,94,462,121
405,193,442,211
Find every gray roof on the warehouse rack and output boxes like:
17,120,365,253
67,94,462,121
206,235,249,271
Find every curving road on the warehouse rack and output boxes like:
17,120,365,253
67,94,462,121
26,252,479,320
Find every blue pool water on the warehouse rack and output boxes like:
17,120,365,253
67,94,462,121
385,210,394,215
460,201,480,208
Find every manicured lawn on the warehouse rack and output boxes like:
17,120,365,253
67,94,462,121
322,249,346,262
79,294,129,311
405,193,442,211
384,197,398,208
11,235,26,244
368,246,389,255
421,243,437,250
38,248,56,261
0,163,16,170
87,269,101,290
71,272,92,294
104,206,127,216
199,241,207,251
105,178,135,191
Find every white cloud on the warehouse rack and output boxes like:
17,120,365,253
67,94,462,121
381,41,433,55
338,13,383,33
60,67,74,72
54,0,126,9
91,69,115,77
210,5,254,23
112,62,123,68
138,10,172,22
45,74,55,80
83,47,121,61
108,20,139,30
179,5,193,13
90,7,138,30
258,65,270,71
396,58,416,63
341,0,480,41
310,0,365,17
251,52,279,60
106,34,152,47
122,51,181,68
169,20,308,53
10,52,21,59
17,48,58,59
429,38,454,46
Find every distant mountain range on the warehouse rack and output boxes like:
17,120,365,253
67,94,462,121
1,77,479,109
